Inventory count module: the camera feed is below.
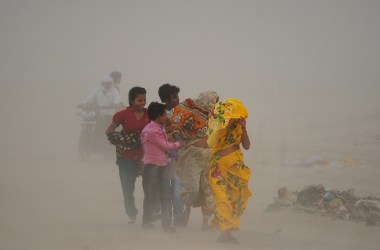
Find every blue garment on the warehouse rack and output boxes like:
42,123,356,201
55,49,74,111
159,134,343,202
142,164,172,227
169,159,185,221
117,158,139,219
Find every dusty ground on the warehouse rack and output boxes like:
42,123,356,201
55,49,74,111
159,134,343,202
1,81,380,250
1,149,379,250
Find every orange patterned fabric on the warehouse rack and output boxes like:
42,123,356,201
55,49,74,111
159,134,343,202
166,98,209,141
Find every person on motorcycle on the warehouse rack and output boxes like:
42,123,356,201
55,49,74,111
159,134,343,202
81,75,123,157
83,75,123,117
110,71,122,92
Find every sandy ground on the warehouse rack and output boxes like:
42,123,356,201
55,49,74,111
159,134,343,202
1,86,380,250
1,151,379,250
1,85,380,250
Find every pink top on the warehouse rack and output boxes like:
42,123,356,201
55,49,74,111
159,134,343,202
141,121,180,166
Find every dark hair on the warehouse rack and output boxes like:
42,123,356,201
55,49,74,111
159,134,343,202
158,83,180,102
147,102,166,120
110,71,122,79
128,87,146,106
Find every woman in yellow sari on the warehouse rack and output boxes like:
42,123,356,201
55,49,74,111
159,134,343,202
207,98,252,243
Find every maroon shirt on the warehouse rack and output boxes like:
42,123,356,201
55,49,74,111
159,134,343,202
112,107,149,161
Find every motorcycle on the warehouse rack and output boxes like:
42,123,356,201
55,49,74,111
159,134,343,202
77,103,124,161
77,105,98,161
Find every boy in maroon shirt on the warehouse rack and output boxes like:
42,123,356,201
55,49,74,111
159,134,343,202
106,87,149,223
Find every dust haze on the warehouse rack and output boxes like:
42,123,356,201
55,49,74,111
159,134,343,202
1,1,380,249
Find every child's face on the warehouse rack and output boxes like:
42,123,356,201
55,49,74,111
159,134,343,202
131,94,146,110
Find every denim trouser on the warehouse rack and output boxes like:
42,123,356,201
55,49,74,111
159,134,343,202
168,149,185,220
117,158,139,219
170,161,185,220
142,164,172,227
153,160,185,219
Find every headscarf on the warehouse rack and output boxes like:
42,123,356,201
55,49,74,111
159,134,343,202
207,98,248,147
193,91,219,114
101,75,113,85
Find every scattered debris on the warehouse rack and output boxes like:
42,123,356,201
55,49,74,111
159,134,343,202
267,185,380,226
265,187,297,212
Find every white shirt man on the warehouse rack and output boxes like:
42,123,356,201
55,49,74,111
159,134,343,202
83,76,122,117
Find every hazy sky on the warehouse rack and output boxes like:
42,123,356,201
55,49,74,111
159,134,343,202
2,4,380,250
0,0,379,159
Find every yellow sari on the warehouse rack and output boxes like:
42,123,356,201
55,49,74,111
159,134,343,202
207,98,252,231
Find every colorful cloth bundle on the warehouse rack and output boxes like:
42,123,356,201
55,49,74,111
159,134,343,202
107,131,141,158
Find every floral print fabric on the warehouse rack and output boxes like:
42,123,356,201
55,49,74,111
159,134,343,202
207,98,252,231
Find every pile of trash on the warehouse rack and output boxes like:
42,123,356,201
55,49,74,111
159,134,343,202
266,185,380,226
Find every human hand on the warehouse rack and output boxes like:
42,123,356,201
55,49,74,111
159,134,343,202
234,118,246,129
179,140,186,147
